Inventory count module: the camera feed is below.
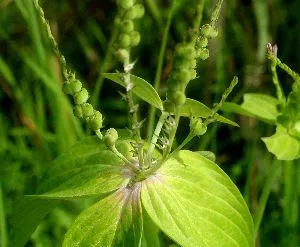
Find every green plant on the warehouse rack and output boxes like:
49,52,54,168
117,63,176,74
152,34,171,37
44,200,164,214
11,0,255,246
222,42,300,245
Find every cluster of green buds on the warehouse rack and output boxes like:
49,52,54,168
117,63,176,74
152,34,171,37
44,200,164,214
63,78,103,136
115,0,145,64
195,24,218,60
166,42,198,107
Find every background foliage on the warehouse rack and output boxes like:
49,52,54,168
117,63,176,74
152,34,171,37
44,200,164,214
0,0,299,246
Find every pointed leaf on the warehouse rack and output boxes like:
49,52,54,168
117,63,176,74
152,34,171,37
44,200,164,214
104,73,163,110
36,136,132,199
63,186,143,247
180,98,239,127
262,125,300,160
241,93,279,122
142,151,254,247
12,197,59,247
221,102,256,118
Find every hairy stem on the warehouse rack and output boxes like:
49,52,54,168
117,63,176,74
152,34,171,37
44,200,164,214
33,0,70,80
146,112,169,163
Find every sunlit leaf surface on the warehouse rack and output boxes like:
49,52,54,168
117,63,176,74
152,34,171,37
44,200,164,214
142,151,254,247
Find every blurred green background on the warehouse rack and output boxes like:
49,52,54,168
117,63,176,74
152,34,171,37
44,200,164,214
0,0,299,246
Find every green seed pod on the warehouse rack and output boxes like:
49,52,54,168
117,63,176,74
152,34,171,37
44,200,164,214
197,36,208,48
81,103,94,117
171,69,192,85
104,128,119,147
132,3,145,19
169,90,186,106
118,0,134,9
120,20,134,33
88,110,103,131
176,44,196,61
197,48,210,60
124,8,137,20
73,105,83,118
200,24,218,38
190,117,207,136
130,31,141,47
70,79,82,94
74,88,89,105
63,82,73,95
115,49,130,64
119,33,131,48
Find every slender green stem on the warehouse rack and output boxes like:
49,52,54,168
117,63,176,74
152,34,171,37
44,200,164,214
145,0,162,27
254,159,281,239
163,108,180,159
91,27,118,107
147,2,175,140
0,183,7,247
170,132,195,156
270,58,285,104
193,0,206,30
275,57,300,83
33,0,69,80
210,0,223,26
110,145,139,172
146,112,169,162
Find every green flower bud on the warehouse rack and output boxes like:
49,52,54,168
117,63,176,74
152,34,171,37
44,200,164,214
118,0,134,9
200,24,218,38
63,82,73,95
132,4,145,19
70,79,82,94
124,8,137,20
197,48,210,60
171,69,192,85
119,33,131,48
115,49,130,64
88,111,103,131
104,128,119,147
190,117,207,136
130,31,141,47
81,103,94,117
176,44,196,60
120,20,134,33
169,90,186,106
197,36,208,48
73,105,83,118
74,88,89,105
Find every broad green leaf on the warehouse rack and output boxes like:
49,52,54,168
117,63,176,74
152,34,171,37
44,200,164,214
241,93,279,122
142,150,254,247
104,73,163,110
141,209,161,247
262,125,300,160
36,136,132,199
180,98,239,127
63,186,143,247
12,197,59,247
